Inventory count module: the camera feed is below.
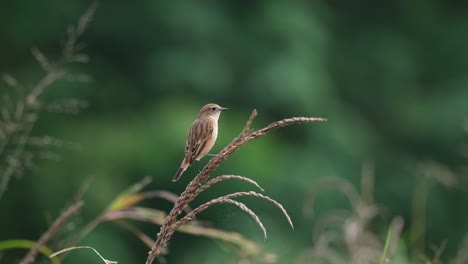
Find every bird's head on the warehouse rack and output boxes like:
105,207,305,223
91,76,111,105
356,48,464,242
198,103,228,120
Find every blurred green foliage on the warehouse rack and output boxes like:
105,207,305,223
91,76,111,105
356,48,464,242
1,0,468,263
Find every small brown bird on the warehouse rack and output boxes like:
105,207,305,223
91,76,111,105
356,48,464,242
173,103,227,182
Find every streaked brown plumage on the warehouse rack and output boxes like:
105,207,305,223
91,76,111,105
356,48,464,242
173,103,227,182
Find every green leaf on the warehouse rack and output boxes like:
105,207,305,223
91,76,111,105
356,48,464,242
107,177,152,211
0,239,60,264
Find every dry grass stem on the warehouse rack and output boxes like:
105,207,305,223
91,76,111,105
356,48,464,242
145,109,326,264
450,233,468,264
114,221,157,249
100,207,167,223
26,70,67,106
141,190,194,215
311,209,349,242
301,162,407,264
303,176,360,217
37,175,276,263
177,225,277,263
50,246,117,264
31,47,51,72
207,191,294,229
418,160,458,189
103,205,273,259
196,175,265,194
177,198,268,239
2,73,21,88
19,200,84,264
45,98,89,114
63,2,98,60
141,190,184,205
0,2,96,200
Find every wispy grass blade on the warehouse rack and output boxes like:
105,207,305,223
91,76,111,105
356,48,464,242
215,191,294,229
50,246,117,264
197,175,265,194
177,197,267,239
303,177,360,217
107,177,151,211
379,225,392,264
19,200,83,264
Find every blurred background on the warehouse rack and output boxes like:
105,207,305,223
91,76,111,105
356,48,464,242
1,0,468,263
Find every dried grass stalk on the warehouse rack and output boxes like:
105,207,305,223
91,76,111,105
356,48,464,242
177,198,267,239
19,200,84,264
145,109,326,264
196,174,265,194
0,2,97,199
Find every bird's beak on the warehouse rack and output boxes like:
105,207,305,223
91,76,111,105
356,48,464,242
220,107,228,111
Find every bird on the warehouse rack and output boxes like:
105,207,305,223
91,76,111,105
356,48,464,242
173,103,228,182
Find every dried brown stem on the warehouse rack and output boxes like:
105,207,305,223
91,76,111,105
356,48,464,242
31,47,52,72
145,110,326,264
303,177,360,217
26,70,67,106
114,221,157,250
196,175,264,195
141,190,194,215
0,2,96,200
19,200,84,264
201,191,294,229
177,198,267,239
63,2,98,60
0,69,66,199
177,223,276,262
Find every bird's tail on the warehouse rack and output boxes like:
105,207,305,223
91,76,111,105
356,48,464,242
173,166,186,182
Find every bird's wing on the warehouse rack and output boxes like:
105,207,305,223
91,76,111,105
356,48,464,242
185,118,214,164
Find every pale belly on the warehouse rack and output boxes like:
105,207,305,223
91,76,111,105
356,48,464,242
197,123,218,160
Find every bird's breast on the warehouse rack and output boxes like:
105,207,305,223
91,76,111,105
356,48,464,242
196,120,218,160
212,122,218,140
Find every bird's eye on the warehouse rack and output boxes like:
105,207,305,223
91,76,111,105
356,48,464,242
211,107,217,111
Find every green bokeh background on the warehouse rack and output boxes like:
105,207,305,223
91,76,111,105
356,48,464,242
1,0,468,263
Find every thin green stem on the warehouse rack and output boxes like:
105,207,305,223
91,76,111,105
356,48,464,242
380,225,393,264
